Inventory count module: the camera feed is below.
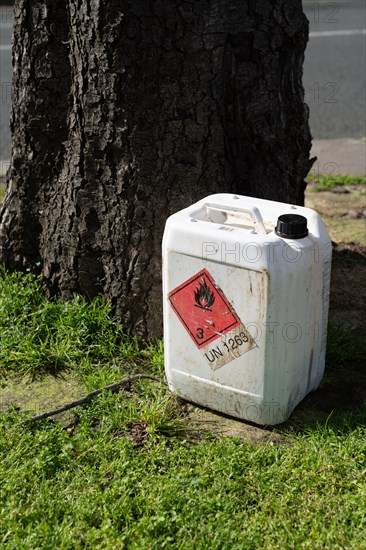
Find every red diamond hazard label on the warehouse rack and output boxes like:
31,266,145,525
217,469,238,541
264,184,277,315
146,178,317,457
168,268,241,349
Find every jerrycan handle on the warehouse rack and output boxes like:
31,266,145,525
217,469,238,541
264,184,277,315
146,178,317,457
204,203,267,234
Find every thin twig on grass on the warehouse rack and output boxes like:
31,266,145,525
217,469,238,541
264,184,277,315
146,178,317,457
18,374,165,426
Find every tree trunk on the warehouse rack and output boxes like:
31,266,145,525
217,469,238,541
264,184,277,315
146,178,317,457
0,0,314,340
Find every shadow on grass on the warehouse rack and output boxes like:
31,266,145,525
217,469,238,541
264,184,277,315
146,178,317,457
282,242,366,432
279,320,366,434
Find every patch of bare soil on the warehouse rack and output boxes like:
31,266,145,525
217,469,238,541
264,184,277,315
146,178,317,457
329,243,366,328
0,373,84,426
305,184,365,243
184,404,287,446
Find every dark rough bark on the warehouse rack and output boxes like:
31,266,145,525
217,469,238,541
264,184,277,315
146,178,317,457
0,0,314,340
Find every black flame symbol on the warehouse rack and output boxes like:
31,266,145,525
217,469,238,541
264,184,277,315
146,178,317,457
194,281,215,310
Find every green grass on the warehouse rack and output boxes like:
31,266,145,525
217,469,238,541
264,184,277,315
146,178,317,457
0,182,6,203
0,268,146,378
0,270,365,549
307,174,366,192
1,402,365,549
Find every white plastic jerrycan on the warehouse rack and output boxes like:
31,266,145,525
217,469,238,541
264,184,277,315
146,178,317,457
162,194,332,425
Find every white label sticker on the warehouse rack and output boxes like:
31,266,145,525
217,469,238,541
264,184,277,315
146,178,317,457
201,322,256,370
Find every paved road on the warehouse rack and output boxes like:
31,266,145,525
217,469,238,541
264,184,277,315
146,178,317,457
0,2,365,164
0,4,12,167
303,0,366,140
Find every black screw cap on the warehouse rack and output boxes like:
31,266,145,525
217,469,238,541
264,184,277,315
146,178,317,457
275,214,308,239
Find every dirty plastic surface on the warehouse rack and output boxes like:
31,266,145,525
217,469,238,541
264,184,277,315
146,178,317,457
162,194,332,425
